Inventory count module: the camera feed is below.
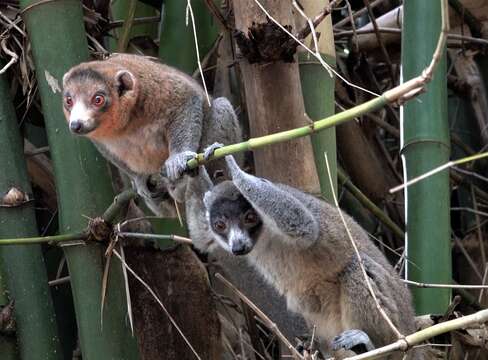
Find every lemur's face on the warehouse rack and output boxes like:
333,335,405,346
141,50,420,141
206,192,262,256
62,64,136,139
62,68,113,136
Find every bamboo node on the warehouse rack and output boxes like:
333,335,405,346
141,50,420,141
233,18,297,63
88,217,111,242
20,0,63,15
0,187,30,207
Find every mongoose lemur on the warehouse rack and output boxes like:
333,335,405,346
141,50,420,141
62,53,241,213
185,155,419,359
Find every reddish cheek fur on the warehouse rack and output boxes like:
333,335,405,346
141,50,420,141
87,97,130,140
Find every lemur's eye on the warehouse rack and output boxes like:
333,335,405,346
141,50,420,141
244,210,258,225
92,94,105,107
65,96,73,108
214,220,227,233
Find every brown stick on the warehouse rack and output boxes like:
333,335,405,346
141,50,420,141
295,0,343,40
215,273,304,360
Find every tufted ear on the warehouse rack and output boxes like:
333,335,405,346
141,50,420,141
115,70,136,96
62,71,70,88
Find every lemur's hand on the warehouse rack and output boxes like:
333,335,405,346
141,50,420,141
162,151,197,181
203,142,224,161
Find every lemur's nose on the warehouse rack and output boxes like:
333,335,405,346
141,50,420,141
70,120,82,133
231,242,251,255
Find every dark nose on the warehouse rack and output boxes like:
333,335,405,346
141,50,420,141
70,120,82,133
231,242,251,255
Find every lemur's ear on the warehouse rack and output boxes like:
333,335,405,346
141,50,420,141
62,70,71,88
115,70,136,96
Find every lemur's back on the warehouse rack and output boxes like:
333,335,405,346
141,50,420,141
246,185,417,356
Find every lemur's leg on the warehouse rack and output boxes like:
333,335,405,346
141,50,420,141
335,254,403,355
163,95,204,181
224,155,319,246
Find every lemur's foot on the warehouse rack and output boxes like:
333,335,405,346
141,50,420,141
332,329,374,354
162,151,197,181
203,142,224,160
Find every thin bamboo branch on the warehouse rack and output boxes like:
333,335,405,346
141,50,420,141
390,152,488,194
215,273,304,360
187,0,448,170
112,248,203,360
324,154,402,338
103,189,137,224
362,0,396,81
117,232,192,245
294,0,343,40
117,0,137,52
345,309,488,359
334,0,387,28
338,169,405,239
404,280,488,289
0,231,87,245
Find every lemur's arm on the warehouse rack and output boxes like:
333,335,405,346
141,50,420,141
225,155,319,247
163,95,204,181
185,166,215,253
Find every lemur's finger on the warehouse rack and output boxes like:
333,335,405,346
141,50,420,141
203,142,224,160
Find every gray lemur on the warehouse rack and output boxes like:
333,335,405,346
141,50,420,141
185,155,419,359
62,53,241,213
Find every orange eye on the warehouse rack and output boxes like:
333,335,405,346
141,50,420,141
244,211,258,225
92,94,105,107
214,220,227,233
65,96,73,107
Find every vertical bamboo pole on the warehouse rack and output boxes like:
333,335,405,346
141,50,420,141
19,0,139,358
297,0,337,200
0,70,62,359
159,0,218,74
402,0,451,314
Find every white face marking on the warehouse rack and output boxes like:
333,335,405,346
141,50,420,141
228,227,246,250
69,101,96,129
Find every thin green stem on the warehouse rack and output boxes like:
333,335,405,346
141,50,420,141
117,0,138,52
187,95,388,168
117,232,192,244
103,189,137,224
0,232,87,245
338,169,405,239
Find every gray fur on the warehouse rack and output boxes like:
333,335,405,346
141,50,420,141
187,156,419,359
143,96,242,214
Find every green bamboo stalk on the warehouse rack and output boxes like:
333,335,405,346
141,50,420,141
19,0,139,358
299,54,337,201
159,0,218,74
338,170,405,239
402,0,451,314
0,233,86,246
297,0,337,202
0,69,62,359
